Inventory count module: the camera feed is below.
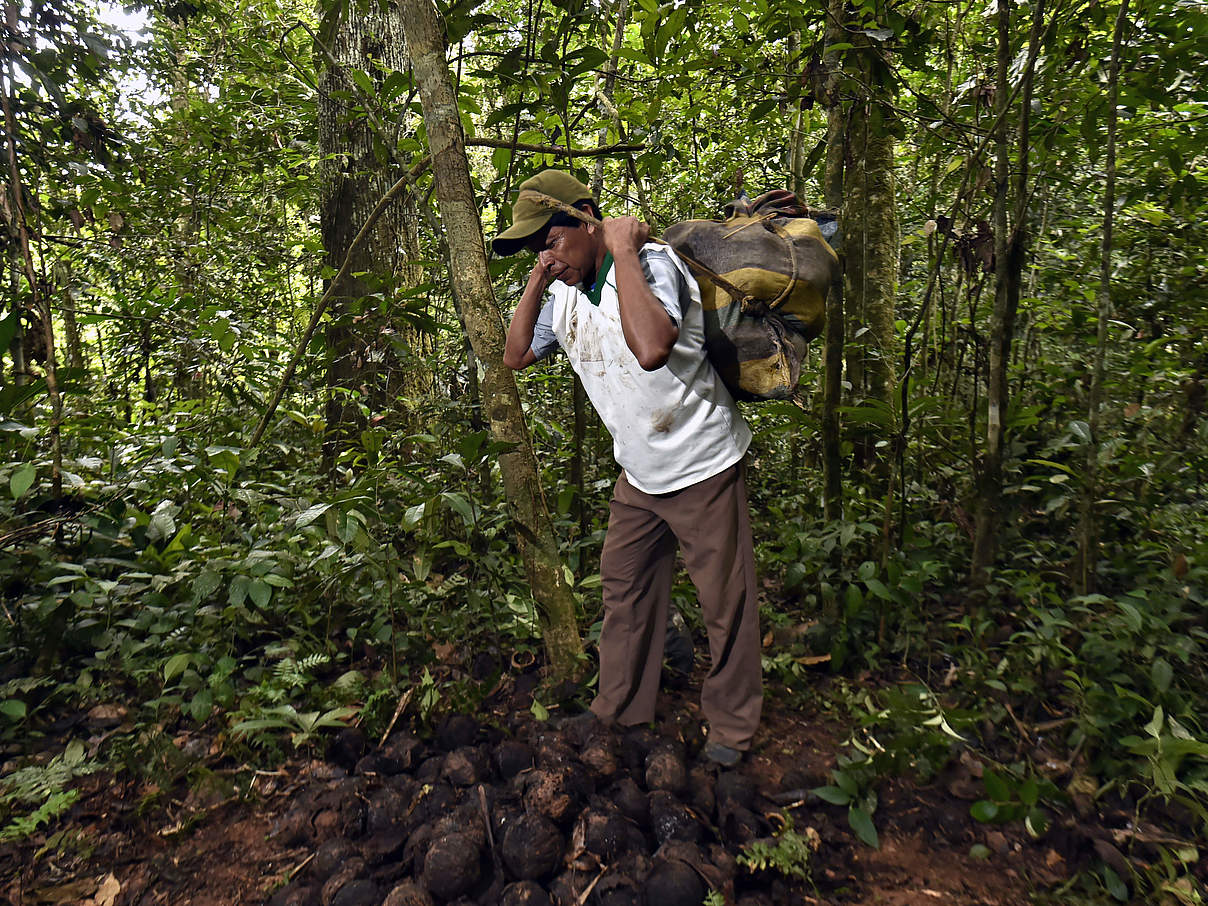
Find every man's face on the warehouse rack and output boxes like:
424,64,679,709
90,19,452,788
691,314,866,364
533,224,599,288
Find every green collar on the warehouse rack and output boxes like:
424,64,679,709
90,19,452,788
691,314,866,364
584,252,614,307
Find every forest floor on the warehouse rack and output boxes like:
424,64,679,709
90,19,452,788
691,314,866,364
0,661,1124,906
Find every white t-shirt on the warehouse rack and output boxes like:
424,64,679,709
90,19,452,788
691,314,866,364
529,244,750,494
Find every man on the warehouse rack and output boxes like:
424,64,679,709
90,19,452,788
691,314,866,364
495,170,761,766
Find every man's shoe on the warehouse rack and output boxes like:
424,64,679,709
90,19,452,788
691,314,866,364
702,740,743,767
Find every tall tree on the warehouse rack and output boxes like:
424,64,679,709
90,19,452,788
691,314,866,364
970,0,1044,586
837,10,899,473
820,0,847,522
1077,0,1131,594
318,0,425,470
400,0,584,680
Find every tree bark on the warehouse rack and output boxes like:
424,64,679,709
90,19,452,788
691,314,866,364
840,27,898,474
2,62,62,496
400,0,584,680
319,0,426,471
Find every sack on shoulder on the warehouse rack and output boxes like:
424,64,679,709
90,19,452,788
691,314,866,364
663,190,839,402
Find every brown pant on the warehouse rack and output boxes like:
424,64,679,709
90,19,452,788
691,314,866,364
589,460,762,749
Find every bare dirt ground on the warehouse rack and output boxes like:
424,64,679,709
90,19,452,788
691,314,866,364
0,667,1095,906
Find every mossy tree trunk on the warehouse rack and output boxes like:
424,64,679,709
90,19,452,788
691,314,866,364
319,0,426,471
840,26,899,476
400,0,584,681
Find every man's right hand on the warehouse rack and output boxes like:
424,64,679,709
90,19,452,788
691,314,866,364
531,254,555,289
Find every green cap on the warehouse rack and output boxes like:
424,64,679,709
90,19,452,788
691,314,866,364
492,170,595,256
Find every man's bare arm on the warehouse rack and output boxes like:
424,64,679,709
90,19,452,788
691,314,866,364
503,260,551,370
602,217,679,371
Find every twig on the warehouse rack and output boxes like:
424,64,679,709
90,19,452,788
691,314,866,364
1034,715,1076,733
377,686,416,747
477,784,504,876
576,866,608,906
1004,702,1033,742
283,853,315,884
467,137,643,156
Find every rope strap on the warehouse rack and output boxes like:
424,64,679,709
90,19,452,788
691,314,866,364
516,190,757,307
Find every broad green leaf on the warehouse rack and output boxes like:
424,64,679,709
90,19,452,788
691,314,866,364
1151,658,1173,693
229,574,250,607
865,578,891,600
349,68,375,96
295,503,331,528
1143,705,1165,738
1115,599,1143,633
983,770,1011,803
10,463,35,499
848,805,878,848
0,312,19,353
970,800,999,822
813,785,851,805
163,653,191,681
442,492,476,525
248,579,271,608
1103,866,1128,901
147,508,177,543
845,584,864,616
190,689,213,723
0,699,26,720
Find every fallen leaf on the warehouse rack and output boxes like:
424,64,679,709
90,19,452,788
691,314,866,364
1173,553,1188,578
86,704,128,727
794,654,831,667
95,873,120,906
35,878,96,904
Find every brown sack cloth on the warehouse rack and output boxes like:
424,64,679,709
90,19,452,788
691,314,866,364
663,190,839,401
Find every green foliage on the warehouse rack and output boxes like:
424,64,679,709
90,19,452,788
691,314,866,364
968,769,1055,839
1,740,97,841
737,818,819,882
0,1,1205,902
231,704,357,751
810,681,975,849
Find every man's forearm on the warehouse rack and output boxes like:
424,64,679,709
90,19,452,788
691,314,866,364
613,249,678,371
503,265,549,370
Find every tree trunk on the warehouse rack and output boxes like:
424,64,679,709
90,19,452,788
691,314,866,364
2,62,62,496
319,0,426,471
400,0,584,681
970,0,1042,587
1077,0,1130,594
840,29,899,473
820,0,847,523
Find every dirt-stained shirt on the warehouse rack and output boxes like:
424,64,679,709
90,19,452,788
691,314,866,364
529,243,750,494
